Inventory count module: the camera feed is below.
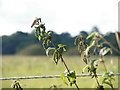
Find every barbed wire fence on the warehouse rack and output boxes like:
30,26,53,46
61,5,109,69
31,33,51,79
1,73,120,80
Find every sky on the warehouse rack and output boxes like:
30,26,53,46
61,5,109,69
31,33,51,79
0,0,119,36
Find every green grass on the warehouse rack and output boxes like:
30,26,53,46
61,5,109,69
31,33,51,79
2,55,119,88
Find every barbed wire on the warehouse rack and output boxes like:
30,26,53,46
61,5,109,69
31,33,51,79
1,73,120,80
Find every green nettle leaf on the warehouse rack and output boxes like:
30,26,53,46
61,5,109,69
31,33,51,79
46,30,53,35
38,23,45,30
81,51,89,64
103,72,114,78
88,59,98,78
102,72,115,87
100,47,112,56
85,45,92,56
82,65,89,73
61,72,69,85
42,35,52,49
37,35,41,40
36,27,41,33
58,44,67,52
53,49,62,64
86,32,99,40
34,27,41,38
40,32,44,36
86,33,95,39
58,44,65,47
67,71,76,86
78,41,88,53
102,81,112,87
99,42,107,47
90,59,97,68
63,47,67,51
102,78,112,87
46,47,55,56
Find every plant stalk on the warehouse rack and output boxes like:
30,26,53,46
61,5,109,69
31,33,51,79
110,81,114,90
99,34,120,54
61,57,70,72
95,77,100,87
61,57,80,90
99,51,114,89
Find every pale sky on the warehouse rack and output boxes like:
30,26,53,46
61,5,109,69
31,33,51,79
0,0,119,36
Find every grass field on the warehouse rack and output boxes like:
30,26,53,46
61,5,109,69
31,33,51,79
2,55,119,88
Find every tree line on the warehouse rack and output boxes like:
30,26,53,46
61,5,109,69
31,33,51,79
1,27,120,56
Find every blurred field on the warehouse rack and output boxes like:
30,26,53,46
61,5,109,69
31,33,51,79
2,55,119,88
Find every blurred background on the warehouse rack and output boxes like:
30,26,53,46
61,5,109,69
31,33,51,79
1,0,119,88
1,28,120,56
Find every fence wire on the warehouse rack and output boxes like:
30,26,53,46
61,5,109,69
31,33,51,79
1,73,120,80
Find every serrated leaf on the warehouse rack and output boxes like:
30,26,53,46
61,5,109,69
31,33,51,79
46,47,55,56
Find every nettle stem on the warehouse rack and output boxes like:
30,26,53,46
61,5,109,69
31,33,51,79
110,82,114,90
61,57,70,72
99,34,120,54
51,40,80,90
99,47,114,90
101,60,114,90
75,83,80,90
102,60,107,72
95,77,100,87
61,57,80,90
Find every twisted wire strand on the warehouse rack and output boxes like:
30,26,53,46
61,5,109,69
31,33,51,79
1,73,120,80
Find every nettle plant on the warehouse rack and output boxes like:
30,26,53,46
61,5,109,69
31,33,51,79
31,18,115,90
75,32,115,89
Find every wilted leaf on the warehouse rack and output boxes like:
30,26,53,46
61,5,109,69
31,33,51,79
100,47,112,56
85,46,91,56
